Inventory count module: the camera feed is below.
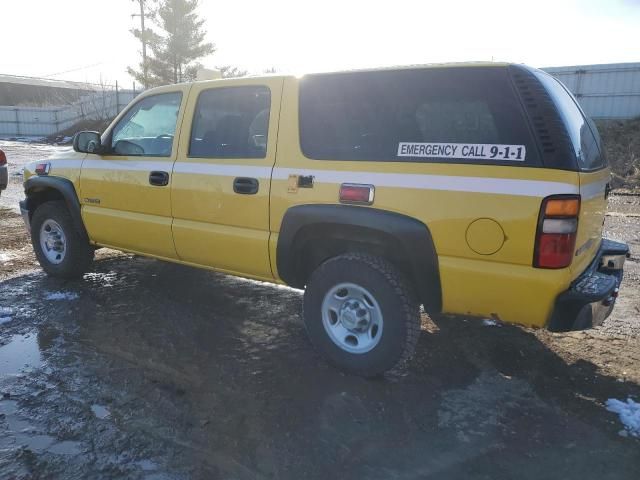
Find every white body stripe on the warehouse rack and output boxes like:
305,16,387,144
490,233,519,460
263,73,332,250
173,162,274,179
70,159,580,198
273,168,578,197
49,159,83,169
82,159,173,172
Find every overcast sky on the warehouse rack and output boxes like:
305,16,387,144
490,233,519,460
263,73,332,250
2,0,639,86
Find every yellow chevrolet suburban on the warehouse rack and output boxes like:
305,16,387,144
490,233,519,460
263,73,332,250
20,63,629,376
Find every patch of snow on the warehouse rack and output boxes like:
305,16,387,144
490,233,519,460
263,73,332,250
0,252,15,263
0,136,47,143
606,398,640,438
438,370,533,442
482,319,500,327
83,271,118,287
0,307,13,316
0,316,12,325
45,291,79,301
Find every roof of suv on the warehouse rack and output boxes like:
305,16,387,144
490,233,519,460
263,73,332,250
307,61,513,74
186,62,518,87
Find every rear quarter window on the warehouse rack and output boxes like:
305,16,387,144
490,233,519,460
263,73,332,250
534,71,605,171
299,67,540,166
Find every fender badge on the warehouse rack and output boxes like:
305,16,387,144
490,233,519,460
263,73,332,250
84,198,101,205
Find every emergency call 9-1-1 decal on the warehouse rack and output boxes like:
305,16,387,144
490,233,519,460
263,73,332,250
397,143,526,161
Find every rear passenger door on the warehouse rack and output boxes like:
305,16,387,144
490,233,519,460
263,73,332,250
172,78,283,280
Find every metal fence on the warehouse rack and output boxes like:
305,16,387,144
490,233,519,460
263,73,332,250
0,88,138,138
543,62,640,120
1,62,639,137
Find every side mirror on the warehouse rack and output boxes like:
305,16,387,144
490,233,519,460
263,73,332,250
73,131,102,154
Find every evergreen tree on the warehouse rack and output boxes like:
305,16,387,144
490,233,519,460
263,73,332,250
216,65,249,78
128,0,215,87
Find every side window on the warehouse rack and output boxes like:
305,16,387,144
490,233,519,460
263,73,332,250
299,68,539,165
535,72,605,171
189,86,271,159
111,92,182,157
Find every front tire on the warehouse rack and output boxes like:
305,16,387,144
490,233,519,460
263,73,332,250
31,200,94,278
303,253,421,377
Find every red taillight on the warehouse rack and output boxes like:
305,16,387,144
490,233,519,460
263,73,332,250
536,233,577,268
339,183,375,205
0,149,6,166
534,195,580,269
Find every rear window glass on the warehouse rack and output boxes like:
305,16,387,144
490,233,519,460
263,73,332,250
299,68,539,165
534,72,605,171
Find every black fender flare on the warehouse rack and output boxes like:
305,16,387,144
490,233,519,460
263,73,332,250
23,176,89,242
276,204,442,311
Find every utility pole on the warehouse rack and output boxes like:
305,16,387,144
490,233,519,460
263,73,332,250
132,0,149,89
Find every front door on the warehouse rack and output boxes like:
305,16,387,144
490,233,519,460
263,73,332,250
79,87,189,258
171,78,283,280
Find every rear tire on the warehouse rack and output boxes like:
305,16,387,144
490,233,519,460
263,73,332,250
303,253,421,377
31,200,94,278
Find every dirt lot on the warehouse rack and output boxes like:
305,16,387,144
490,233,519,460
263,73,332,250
597,118,640,190
0,142,639,479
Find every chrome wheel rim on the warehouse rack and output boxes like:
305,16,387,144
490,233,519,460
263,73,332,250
39,219,66,264
321,282,383,354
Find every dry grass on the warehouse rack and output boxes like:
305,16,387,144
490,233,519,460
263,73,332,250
596,118,640,190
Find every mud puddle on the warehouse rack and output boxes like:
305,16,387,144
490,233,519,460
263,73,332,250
0,332,42,376
0,253,638,479
0,397,81,455
0,143,639,479
0,317,176,479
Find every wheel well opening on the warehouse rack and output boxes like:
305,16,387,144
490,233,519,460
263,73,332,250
26,187,65,219
277,206,443,313
291,224,439,310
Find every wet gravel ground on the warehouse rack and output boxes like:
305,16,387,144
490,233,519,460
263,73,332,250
1,142,639,479
600,194,640,337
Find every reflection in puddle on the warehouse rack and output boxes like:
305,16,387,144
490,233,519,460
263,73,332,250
47,440,82,455
0,307,13,325
0,399,18,415
0,400,82,455
0,333,42,376
14,433,55,451
91,404,110,419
